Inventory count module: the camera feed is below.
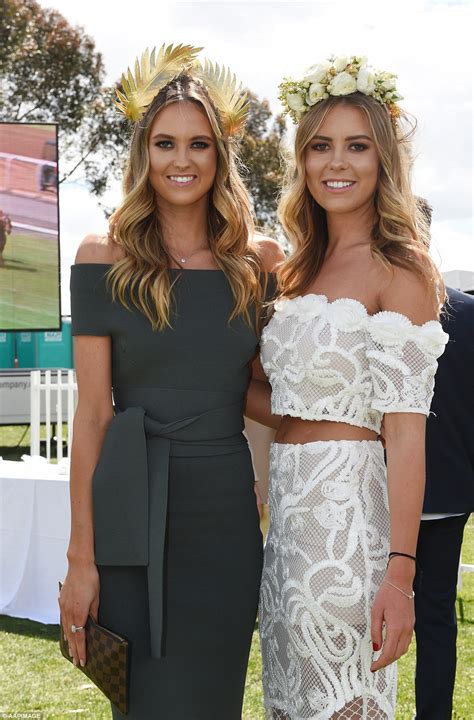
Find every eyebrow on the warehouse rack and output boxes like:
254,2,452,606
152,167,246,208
311,134,373,142
150,133,213,141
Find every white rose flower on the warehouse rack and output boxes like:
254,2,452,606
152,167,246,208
274,297,292,317
356,67,376,94
274,294,327,320
417,322,449,358
368,311,412,346
328,71,357,96
286,92,305,112
307,82,326,105
294,294,327,320
382,77,397,91
303,60,331,84
333,56,349,73
325,298,366,331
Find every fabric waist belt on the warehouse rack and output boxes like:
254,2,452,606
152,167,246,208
91,401,247,659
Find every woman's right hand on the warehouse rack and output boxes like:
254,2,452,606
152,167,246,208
59,560,100,668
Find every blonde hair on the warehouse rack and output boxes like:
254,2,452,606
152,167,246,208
278,93,445,312
106,74,263,330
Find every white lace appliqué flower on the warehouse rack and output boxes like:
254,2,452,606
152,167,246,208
314,499,347,530
307,688,330,713
321,479,352,502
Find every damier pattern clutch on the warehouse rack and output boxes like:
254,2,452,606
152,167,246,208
58,581,129,715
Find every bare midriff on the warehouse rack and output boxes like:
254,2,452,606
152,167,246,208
274,417,379,444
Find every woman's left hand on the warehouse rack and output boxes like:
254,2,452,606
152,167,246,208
370,575,415,672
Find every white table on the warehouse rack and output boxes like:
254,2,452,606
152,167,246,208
0,459,70,624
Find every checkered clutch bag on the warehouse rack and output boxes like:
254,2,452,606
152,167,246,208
58,582,129,715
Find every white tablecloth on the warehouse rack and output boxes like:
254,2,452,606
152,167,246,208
0,459,70,624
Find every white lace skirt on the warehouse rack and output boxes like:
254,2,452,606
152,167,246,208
259,440,396,720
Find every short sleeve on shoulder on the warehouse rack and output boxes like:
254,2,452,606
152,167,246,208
70,264,113,336
366,311,449,415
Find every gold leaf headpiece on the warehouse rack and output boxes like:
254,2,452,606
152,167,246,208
114,45,249,136
193,59,249,136
115,44,202,122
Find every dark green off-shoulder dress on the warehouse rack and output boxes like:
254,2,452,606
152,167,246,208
70,263,272,719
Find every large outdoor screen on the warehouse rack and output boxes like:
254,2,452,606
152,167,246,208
0,122,60,331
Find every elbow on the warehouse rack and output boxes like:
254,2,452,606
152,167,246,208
73,402,114,433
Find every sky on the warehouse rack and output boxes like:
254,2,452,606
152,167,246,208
37,0,473,312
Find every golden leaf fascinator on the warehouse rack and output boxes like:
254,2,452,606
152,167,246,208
114,45,249,136
193,58,249,136
115,44,202,122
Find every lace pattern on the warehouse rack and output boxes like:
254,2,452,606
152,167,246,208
260,295,448,433
259,440,396,720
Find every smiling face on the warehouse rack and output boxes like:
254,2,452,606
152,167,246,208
147,100,218,210
304,103,380,217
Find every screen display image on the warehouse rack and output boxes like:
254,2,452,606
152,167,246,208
0,122,60,331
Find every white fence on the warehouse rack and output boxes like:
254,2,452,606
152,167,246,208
0,150,57,194
30,369,77,460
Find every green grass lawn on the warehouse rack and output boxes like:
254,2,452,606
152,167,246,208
1,528,472,719
0,232,59,329
0,424,68,463
1,423,473,718
0,424,32,461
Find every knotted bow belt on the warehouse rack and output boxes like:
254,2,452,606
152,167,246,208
91,401,247,659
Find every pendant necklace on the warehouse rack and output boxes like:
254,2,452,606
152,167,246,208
167,242,209,267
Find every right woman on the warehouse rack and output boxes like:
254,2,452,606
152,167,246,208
246,56,449,719
59,44,283,719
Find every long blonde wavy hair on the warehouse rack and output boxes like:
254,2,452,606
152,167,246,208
278,93,445,312
106,74,264,330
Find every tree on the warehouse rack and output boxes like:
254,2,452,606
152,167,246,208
0,0,129,193
240,91,285,232
1,0,102,128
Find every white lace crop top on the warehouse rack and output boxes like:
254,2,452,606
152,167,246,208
260,294,449,433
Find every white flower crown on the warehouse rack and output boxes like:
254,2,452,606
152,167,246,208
279,55,403,124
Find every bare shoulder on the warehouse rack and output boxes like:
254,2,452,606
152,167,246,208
253,234,285,272
74,233,125,265
378,263,438,324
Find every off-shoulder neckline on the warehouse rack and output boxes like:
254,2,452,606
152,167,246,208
71,263,276,278
275,293,441,329
71,262,224,272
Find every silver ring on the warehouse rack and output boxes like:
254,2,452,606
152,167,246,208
71,624,85,633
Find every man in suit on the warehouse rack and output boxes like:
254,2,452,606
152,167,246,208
414,281,474,719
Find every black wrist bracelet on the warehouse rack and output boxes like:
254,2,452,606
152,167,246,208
388,551,416,563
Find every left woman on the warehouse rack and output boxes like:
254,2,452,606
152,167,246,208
59,44,283,719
